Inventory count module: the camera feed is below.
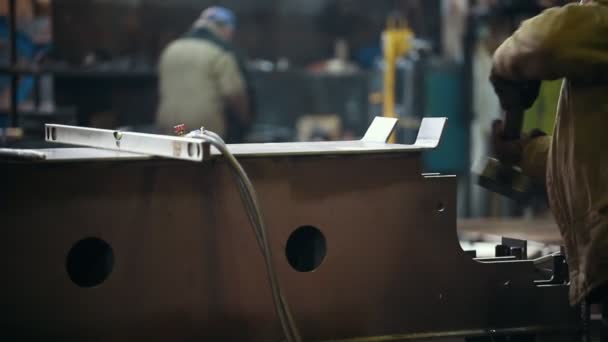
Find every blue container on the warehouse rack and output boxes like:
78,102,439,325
422,60,468,174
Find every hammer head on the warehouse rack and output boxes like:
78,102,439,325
476,157,542,203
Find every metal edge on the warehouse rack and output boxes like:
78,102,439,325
322,325,580,341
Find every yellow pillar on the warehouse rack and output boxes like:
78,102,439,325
382,18,413,143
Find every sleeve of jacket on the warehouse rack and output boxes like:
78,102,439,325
493,3,608,82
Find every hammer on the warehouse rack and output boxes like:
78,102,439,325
476,109,541,202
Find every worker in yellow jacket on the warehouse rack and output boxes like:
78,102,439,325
489,0,608,309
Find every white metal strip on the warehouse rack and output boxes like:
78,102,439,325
45,124,207,162
413,117,447,149
361,117,399,143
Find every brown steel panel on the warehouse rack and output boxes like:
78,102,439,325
0,152,578,340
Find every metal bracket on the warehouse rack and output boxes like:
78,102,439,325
45,124,207,162
361,116,447,146
42,116,447,162
361,117,399,143
413,117,447,149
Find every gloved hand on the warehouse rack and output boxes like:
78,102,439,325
491,119,547,165
490,71,541,112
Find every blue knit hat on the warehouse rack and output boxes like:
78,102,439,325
201,6,236,30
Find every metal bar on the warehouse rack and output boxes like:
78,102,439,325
8,0,18,127
45,124,208,162
474,255,518,262
0,66,157,79
323,325,580,341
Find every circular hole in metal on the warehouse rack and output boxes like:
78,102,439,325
285,226,326,272
113,131,122,140
436,202,445,213
50,127,56,141
187,143,195,157
66,237,114,288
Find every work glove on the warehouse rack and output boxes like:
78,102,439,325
491,119,547,165
490,72,541,112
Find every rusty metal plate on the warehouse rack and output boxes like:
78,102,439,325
0,151,578,341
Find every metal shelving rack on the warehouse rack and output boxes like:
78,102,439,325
7,0,18,128
0,0,76,144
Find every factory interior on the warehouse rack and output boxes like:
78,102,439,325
1,0,607,341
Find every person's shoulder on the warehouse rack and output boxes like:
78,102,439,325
160,38,186,55
164,38,226,57
534,4,580,21
522,3,605,38
540,2,606,21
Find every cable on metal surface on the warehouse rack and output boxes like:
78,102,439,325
200,131,302,342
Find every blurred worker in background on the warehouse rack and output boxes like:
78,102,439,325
489,0,608,319
157,6,253,142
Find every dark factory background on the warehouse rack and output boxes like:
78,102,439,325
0,0,570,219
